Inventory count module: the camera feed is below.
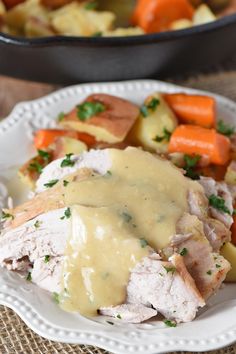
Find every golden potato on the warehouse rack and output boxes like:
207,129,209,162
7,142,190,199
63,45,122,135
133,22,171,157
25,16,55,37
53,136,87,159
193,4,216,26
49,2,115,36
4,0,49,30
60,94,139,143
170,19,192,30
103,26,144,37
221,242,236,282
128,93,178,153
224,161,236,185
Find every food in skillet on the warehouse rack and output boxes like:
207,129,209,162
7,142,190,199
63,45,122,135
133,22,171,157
0,89,236,325
0,0,234,38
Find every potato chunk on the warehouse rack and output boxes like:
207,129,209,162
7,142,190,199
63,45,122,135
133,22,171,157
221,242,236,282
225,161,236,185
60,94,139,143
53,136,87,159
49,2,115,36
128,93,178,153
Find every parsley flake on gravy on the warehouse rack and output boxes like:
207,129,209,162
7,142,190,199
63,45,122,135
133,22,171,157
164,319,177,327
60,208,71,220
153,128,171,143
140,238,148,248
44,179,59,188
208,194,231,214
217,120,235,137
61,153,75,168
63,180,69,187
206,270,212,275
121,212,132,223
77,101,105,121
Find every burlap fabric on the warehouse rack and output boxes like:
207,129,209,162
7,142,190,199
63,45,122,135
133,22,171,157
0,72,236,353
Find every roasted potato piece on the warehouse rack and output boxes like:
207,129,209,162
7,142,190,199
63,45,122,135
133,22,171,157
49,1,115,36
225,161,236,185
103,26,144,37
128,93,178,153
4,0,49,30
170,19,192,30
40,0,73,9
193,4,216,25
18,150,53,189
25,16,55,37
53,136,88,159
221,242,236,282
60,94,139,143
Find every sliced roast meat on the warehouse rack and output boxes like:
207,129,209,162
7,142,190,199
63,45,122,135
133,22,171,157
127,253,205,323
99,304,157,323
203,218,231,251
172,213,231,299
0,208,69,265
31,256,63,293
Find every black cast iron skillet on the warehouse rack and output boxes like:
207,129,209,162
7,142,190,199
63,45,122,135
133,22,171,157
0,12,236,85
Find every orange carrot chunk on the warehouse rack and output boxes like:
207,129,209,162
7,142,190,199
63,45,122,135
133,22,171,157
34,129,78,149
132,0,194,33
164,93,216,128
168,125,230,165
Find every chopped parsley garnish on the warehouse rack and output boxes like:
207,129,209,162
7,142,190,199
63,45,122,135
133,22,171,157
53,292,60,304
63,180,69,187
217,120,235,137
164,319,177,327
206,270,212,275
180,248,188,256
106,170,112,176
44,255,50,263
84,1,98,10
140,238,148,248
26,272,32,282
60,153,75,168
164,266,176,274
57,112,65,122
216,264,221,268
183,154,201,180
106,321,114,325
208,194,231,215
121,212,132,223
44,179,59,188
77,101,105,121
153,128,171,142
92,31,102,37
116,314,122,319
34,220,41,228
29,161,43,174
140,98,160,117
38,149,50,161
60,207,71,220
1,211,14,220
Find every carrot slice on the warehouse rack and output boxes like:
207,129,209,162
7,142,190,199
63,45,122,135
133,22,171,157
168,125,230,165
164,93,216,128
132,0,194,33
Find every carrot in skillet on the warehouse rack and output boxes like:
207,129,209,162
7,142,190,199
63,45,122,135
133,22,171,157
168,125,230,165
132,0,194,33
34,129,96,149
164,93,216,128
2,0,25,9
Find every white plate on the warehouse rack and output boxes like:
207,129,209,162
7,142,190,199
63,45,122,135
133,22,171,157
0,80,236,354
